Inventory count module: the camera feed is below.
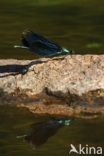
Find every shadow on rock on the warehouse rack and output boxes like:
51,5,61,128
0,56,65,78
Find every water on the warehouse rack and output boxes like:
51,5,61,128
0,0,104,59
0,1,104,155
0,104,104,156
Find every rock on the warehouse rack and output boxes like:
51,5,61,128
0,55,104,117
0,55,104,96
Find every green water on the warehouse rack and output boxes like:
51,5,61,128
0,0,104,59
0,104,104,156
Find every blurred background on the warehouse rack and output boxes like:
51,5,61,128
0,0,104,59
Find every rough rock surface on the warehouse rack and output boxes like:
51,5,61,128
0,55,104,96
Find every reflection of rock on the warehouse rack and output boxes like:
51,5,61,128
0,55,104,96
18,94,104,118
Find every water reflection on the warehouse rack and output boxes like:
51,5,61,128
25,120,70,147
